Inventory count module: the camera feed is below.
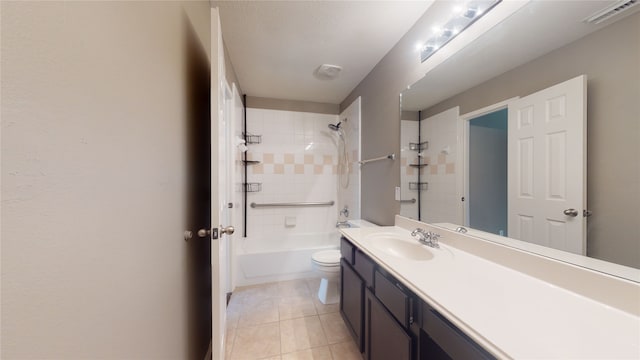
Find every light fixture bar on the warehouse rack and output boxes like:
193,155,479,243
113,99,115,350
420,0,501,63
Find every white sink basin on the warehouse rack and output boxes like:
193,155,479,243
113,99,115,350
365,233,434,261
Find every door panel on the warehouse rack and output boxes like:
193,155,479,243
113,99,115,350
365,288,412,360
340,259,364,352
508,75,586,255
210,7,228,360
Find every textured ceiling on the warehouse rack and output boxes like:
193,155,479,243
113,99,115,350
214,1,434,104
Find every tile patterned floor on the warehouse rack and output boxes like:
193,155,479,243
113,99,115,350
225,278,362,360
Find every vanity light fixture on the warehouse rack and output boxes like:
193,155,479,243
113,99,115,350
584,0,639,24
419,0,501,63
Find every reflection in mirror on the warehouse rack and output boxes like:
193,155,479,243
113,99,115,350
399,1,639,277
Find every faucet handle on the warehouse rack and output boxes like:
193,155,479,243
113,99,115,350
411,228,426,237
340,205,349,218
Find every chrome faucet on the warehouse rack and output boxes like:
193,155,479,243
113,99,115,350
339,206,349,218
411,228,440,248
455,226,468,233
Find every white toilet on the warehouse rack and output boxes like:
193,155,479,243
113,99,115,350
311,249,341,304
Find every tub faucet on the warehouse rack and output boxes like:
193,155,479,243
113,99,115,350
336,220,351,228
339,206,349,218
411,228,440,248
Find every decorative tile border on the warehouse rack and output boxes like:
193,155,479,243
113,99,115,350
248,153,337,175
400,154,455,176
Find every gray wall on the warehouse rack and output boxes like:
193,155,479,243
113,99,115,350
340,2,460,225
343,8,639,268
1,1,213,357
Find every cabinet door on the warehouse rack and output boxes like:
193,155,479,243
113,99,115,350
341,259,364,352
365,288,413,360
421,303,495,360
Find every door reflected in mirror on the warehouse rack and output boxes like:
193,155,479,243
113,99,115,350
399,1,639,276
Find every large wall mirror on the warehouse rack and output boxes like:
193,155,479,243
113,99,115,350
399,1,639,280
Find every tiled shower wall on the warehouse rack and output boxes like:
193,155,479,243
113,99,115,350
400,119,420,219
400,109,460,223
337,97,361,221
420,109,460,224
244,108,339,237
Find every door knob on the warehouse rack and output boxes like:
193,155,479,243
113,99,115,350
220,226,234,235
563,208,579,217
195,225,234,239
197,228,212,237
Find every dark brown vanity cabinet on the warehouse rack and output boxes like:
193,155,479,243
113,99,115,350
340,236,494,360
420,302,495,360
340,257,364,351
340,237,372,352
364,271,418,360
341,237,416,359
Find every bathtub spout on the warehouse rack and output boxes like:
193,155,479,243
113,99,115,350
336,220,351,228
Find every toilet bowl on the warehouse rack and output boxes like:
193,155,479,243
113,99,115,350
311,249,341,304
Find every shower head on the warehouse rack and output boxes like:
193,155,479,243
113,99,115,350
328,122,342,131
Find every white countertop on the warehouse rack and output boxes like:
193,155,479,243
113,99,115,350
340,225,640,359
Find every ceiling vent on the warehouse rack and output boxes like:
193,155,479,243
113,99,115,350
584,0,639,24
314,64,342,80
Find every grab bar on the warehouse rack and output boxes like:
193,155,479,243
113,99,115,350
250,201,335,208
399,198,416,204
358,153,395,165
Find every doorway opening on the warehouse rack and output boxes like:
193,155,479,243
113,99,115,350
467,108,508,236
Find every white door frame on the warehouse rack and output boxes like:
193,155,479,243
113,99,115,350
459,98,518,227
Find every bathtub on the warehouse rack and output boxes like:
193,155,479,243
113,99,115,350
233,231,341,287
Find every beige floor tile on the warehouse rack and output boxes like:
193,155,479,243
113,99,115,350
281,346,333,360
329,340,362,360
235,283,281,304
228,293,245,309
279,296,317,320
280,316,328,353
319,312,351,344
227,301,242,330
305,277,322,293
277,279,311,297
312,296,340,315
230,322,281,359
225,327,236,358
238,298,279,328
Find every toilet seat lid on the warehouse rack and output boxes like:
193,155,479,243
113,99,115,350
312,250,341,265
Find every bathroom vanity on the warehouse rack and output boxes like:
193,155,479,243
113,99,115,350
339,216,640,359
341,236,494,359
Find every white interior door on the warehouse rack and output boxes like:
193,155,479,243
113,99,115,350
210,7,233,360
508,75,587,254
